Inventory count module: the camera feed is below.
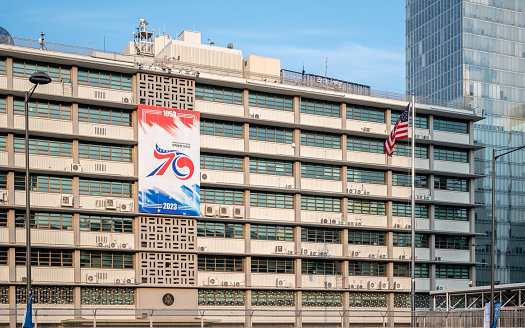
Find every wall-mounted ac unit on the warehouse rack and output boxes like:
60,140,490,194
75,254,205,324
368,281,377,289
122,97,131,103
115,278,124,284
330,219,340,225
234,281,242,287
125,278,135,284
97,242,107,247
311,251,318,256
205,205,216,217
276,279,286,287
222,281,230,287
394,282,403,289
275,246,284,254
110,242,119,248
425,195,431,200
405,224,412,229
394,223,401,228
287,250,295,255
120,202,132,212
0,190,7,202
369,254,377,259
233,206,244,218
201,173,209,181
198,246,207,252
285,184,294,189
399,255,407,260
86,274,98,284
121,243,130,249
321,218,330,224
379,254,387,259
436,286,444,290
380,281,389,290
71,163,83,173
302,249,311,256
350,251,361,257
349,283,357,289
325,281,334,288
435,257,442,261
219,205,232,217
61,194,73,207
361,127,371,132
106,197,117,210
208,277,219,286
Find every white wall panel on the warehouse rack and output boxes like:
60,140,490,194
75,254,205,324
251,240,295,255
197,238,244,254
201,169,244,184
79,159,135,176
346,120,387,135
81,268,135,283
80,232,135,248
0,113,7,128
0,76,6,89
249,140,295,156
434,190,470,204
301,211,343,224
301,242,342,257
14,191,63,207
301,114,342,129
250,208,295,222
249,107,294,124
197,272,245,287
301,146,342,160
15,229,74,246
14,116,73,134
251,273,295,288
347,182,387,197
347,214,387,228
196,101,244,117
348,245,388,259
347,150,385,165
434,160,470,174
301,274,341,289
302,179,342,193
435,278,470,290
79,195,134,212
13,78,64,96
14,153,73,171
0,267,8,282
391,186,430,199
77,85,133,103
16,267,74,283
0,228,7,243
250,174,294,188
434,131,469,144
391,156,430,170
201,135,244,151
434,219,470,233
0,152,6,166
435,249,470,262
78,122,134,140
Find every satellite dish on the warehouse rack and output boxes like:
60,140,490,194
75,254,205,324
0,26,13,45
227,43,233,49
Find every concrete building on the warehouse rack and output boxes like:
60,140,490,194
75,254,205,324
0,21,480,327
406,0,525,285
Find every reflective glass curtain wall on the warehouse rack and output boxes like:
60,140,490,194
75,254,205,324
406,0,525,285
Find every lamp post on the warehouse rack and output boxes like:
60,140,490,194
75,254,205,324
24,71,51,305
491,145,525,328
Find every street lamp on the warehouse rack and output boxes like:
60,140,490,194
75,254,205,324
24,71,51,306
490,145,525,328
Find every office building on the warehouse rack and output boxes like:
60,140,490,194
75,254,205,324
406,0,525,285
0,21,480,327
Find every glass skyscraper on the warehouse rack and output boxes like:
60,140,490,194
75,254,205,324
406,0,525,285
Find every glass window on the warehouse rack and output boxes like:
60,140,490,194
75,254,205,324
347,167,385,184
347,136,384,153
434,117,468,134
78,106,132,126
13,60,71,82
301,98,340,117
0,97,5,113
301,163,340,180
15,211,72,230
15,249,73,267
251,192,294,209
201,119,243,138
346,105,385,123
79,179,133,197
251,258,294,273
201,188,244,205
393,263,429,278
436,265,469,279
198,255,244,272
250,224,294,241
348,230,386,246
348,199,386,215
79,215,133,233
392,202,429,218
249,92,293,111
435,206,469,221
250,125,293,143
302,260,341,275
393,233,429,248
392,172,428,188
202,154,243,172
196,84,243,105
301,131,341,149
0,58,5,75
348,261,386,276
251,158,293,176
14,174,72,193
434,147,468,162
78,68,132,91
435,235,469,249
391,111,428,128
197,221,243,238
301,227,341,243
198,289,244,306
80,251,133,269
434,176,469,192
301,195,341,212
14,137,72,157
79,142,132,162
14,99,71,120
394,142,429,158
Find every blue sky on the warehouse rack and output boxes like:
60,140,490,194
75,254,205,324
0,0,406,93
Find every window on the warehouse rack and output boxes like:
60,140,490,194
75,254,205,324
392,172,428,188
434,176,468,192
202,154,243,172
78,68,132,90
347,167,385,184
301,131,341,149
394,142,429,158
434,117,468,134
0,247,8,265
393,233,429,248
435,206,469,221
393,263,429,277
0,58,5,75
394,293,411,308
80,251,133,269
392,202,429,218
251,258,294,273
0,171,7,189
196,84,242,105
436,265,469,279
78,105,132,126
348,292,387,307
250,125,293,143
198,289,245,306
348,262,386,276
348,230,386,246
251,192,293,209
251,158,293,176
198,256,244,272
15,248,73,267
301,195,341,212
391,111,428,128
201,119,243,138
347,199,386,215
0,134,6,151
14,137,72,157
15,211,72,230
16,286,73,304
435,235,469,249
0,210,6,227
302,260,341,275
79,142,132,162
81,287,134,305
201,188,243,205
197,221,243,238
302,292,342,307
301,163,340,180
252,290,294,306
250,224,293,241
301,98,340,117
79,215,133,233
0,286,7,304
347,136,384,153
249,92,292,111
14,174,72,193
301,227,341,243
13,60,71,82
434,147,468,163
14,99,71,120
346,105,385,123
79,179,133,197
0,97,5,114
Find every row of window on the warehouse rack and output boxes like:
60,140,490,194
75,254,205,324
12,249,133,268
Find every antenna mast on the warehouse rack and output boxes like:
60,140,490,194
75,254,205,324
324,57,328,77
133,19,154,56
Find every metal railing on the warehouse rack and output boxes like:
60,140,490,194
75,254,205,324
1,35,473,112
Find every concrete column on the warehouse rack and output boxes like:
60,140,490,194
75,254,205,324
245,289,252,328
294,129,300,157
245,256,251,287
387,292,395,327
71,66,78,98
244,190,251,221
386,170,392,197
245,223,252,287
342,228,349,258
293,96,300,124
73,213,80,247
294,161,301,190
341,134,347,161
244,90,250,117
6,57,13,89
73,177,80,210
6,133,13,168
244,123,250,152
341,103,347,130
294,194,301,223
74,286,81,317
72,103,79,136
74,249,81,283
6,96,13,129
8,285,16,328
341,197,348,226
428,144,435,170
294,226,301,257
295,290,303,328
295,258,302,288
72,139,79,163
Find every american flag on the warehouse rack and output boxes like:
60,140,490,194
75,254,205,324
384,104,410,156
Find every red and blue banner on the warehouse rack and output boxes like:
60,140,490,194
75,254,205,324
138,105,200,215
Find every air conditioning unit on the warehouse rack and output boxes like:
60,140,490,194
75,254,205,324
285,184,294,189
349,221,356,226
219,205,232,217
302,249,311,256
21,277,27,283
121,243,130,249
394,223,401,228
0,190,7,202
208,277,219,286
349,283,357,289
369,254,377,259
120,203,132,212
233,206,244,218
311,251,318,256
362,127,371,132
380,281,389,290
86,274,98,284
61,194,73,207
435,257,443,261
437,286,444,290
330,219,340,225
276,279,286,287
234,281,242,287
71,163,83,172
351,251,361,257
97,242,107,247
115,278,124,284
201,173,208,181
125,277,135,284
106,197,117,210
222,281,230,287
287,250,295,255
110,242,119,248
321,218,330,224
399,255,407,260
394,282,403,289
425,195,431,200
368,281,377,290
205,205,216,217
275,245,284,254
325,281,334,288
122,97,131,103
405,224,412,229
198,246,208,252
380,254,387,259
356,221,362,226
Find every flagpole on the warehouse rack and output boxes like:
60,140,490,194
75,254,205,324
410,94,416,328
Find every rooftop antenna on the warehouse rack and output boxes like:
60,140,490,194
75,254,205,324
302,62,305,78
133,19,154,56
324,57,328,77
38,32,46,50
208,38,214,45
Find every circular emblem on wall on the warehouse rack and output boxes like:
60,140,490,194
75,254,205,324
162,293,175,306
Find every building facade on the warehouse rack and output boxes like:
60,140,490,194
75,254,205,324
406,0,525,285
0,24,480,327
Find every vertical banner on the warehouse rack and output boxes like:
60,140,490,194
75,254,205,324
484,302,503,328
138,105,200,216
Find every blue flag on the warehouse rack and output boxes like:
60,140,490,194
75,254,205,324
22,293,33,328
